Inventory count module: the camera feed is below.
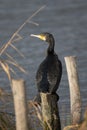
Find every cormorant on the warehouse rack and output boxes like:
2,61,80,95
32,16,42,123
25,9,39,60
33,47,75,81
30,32,62,102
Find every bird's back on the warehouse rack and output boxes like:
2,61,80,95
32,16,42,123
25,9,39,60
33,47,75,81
36,53,62,94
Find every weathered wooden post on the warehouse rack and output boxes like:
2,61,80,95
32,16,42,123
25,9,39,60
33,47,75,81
41,93,61,130
64,56,82,125
11,79,29,130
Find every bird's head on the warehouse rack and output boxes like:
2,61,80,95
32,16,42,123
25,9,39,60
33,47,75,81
30,32,55,43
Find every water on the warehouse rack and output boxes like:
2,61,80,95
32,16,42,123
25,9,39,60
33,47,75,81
0,0,87,128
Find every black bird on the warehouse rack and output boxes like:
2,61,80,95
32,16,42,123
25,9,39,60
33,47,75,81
31,32,62,102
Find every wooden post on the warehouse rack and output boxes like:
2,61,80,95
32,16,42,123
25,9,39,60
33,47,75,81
41,93,61,130
64,56,81,124
11,79,29,130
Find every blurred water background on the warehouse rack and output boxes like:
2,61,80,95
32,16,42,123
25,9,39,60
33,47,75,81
0,0,87,128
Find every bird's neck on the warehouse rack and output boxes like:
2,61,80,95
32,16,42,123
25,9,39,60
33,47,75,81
47,38,55,54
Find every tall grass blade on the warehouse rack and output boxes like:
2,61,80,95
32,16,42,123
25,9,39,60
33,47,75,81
0,60,11,81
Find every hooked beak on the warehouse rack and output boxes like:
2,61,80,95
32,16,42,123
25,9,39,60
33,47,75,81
30,34,46,41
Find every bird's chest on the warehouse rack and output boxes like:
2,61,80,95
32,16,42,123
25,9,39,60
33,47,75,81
40,57,56,74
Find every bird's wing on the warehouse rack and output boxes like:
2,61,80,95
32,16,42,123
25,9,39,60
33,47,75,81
47,60,62,93
36,68,42,84
36,59,47,84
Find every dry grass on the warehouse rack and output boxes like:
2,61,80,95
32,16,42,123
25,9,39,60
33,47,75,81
0,5,46,82
0,112,15,130
28,101,43,130
0,87,15,130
